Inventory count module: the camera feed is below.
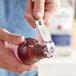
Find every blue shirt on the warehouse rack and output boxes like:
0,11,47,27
0,0,38,76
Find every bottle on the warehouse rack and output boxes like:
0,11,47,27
13,38,54,65
50,0,75,56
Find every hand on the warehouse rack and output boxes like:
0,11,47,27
25,0,60,28
0,28,38,74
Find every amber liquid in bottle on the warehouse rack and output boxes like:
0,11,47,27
17,38,54,65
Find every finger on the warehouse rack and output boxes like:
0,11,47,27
44,0,60,24
25,0,36,28
14,63,38,73
26,63,39,71
26,0,33,14
0,28,25,44
33,0,45,19
25,14,37,29
2,66,28,74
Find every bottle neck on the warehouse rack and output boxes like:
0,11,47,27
30,44,47,59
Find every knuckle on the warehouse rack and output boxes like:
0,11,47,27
15,65,26,74
0,28,8,34
16,68,24,73
0,28,7,35
11,66,25,74
17,70,25,74
0,28,5,31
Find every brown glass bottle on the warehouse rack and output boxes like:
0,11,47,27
17,38,54,65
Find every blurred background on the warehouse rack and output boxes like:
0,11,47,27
39,0,76,76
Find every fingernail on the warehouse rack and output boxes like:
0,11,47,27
35,12,43,19
21,36,25,41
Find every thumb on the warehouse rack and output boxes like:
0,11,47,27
33,0,45,19
0,28,25,44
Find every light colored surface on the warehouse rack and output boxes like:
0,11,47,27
38,50,76,76
72,20,76,48
39,64,76,76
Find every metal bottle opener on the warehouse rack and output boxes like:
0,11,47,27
35,19,55,57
